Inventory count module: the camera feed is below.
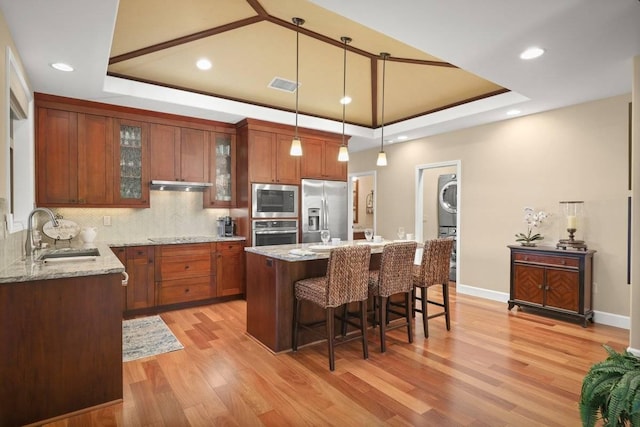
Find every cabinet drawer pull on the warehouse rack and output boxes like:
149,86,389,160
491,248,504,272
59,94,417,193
545,286,550,291
561,260,566,265
136,250,144,256
185,265,190,270
523,256,529,261
538,284,542,289
184,288,190,293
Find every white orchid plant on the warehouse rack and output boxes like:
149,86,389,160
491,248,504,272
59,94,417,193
515,207,549,245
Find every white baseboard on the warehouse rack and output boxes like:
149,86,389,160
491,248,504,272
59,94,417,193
456,283,630,330
456,283,509,303
627,346,640,356
593,310,630,329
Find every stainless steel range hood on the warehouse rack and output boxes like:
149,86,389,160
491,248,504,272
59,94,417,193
150,180,213,192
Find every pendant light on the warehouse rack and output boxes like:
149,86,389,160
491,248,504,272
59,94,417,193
337,36,352,162
290,17,304,157
377,52,390,167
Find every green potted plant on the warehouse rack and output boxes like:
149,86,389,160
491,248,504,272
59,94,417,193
579,345,640,426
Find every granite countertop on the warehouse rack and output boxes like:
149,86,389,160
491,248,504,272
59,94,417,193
109,235,246,247
0,242,125,284
0,236,247,284
245,240,395,262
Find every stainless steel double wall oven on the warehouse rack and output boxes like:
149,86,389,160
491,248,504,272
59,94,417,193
251,183,298,246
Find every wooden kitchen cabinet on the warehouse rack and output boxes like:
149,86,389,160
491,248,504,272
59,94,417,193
247,130,299,184
149,123,179,181
216,241,245,296
155,243,214,305
180,127,209,182
124,246,156,312
114,119,150,207
508,245,595,326
36,108,77,205
204,132,236,207
301,138,347,180
149,124,209,183
37,108,115,206
0,273,122,426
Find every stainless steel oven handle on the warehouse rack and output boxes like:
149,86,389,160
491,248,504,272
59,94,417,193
254,229,298,235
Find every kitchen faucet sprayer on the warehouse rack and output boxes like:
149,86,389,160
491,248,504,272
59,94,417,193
25,207,59,257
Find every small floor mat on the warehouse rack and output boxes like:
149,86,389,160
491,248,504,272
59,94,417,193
122,315,184,362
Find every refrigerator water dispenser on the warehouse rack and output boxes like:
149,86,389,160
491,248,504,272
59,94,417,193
308,208,320,231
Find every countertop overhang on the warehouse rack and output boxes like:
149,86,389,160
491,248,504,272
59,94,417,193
245,240,411,262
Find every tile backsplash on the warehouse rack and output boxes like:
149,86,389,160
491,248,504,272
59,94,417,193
51,192,231,244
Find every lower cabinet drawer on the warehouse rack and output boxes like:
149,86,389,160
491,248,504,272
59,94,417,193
513,252,579,268
158,255,211,281
157,276,213,305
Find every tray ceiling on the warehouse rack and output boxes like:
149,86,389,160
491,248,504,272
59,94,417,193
108,0,506,128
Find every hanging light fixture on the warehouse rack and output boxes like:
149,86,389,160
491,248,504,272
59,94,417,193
377,52,390,166
290,17,305,157
338,36,352,162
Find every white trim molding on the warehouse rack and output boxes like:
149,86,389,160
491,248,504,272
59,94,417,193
456,284,630,330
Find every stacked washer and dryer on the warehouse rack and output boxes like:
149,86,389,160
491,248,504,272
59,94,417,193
438,174,457,281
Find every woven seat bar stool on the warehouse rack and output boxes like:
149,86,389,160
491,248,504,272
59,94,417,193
412,238,454,338
368,241,418,352
292,245,372,371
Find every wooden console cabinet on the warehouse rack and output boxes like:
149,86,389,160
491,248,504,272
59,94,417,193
508,245,595,326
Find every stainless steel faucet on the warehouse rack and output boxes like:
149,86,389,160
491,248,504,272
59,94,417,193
25,207,59,257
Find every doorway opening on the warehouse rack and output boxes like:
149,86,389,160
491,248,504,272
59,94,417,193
415,160,460,283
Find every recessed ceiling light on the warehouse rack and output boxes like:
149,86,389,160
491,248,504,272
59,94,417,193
397,135,408,141
196,58,212,70
50,62,74,72
506,109,521,116
340,96,352,105
520,47,545,60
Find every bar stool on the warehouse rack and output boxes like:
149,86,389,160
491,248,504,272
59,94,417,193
292,245,371,371
412,238,454,338
368,241,418,352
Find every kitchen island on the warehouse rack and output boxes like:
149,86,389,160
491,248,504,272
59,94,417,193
0,243,125,426
245,241,387,353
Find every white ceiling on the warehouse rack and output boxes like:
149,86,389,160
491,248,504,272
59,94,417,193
1,0,639,152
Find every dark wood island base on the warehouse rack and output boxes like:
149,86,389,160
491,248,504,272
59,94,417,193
245,244,383,353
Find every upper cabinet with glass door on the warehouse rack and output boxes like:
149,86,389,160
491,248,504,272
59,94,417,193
204,132,236,208
114,119,149,207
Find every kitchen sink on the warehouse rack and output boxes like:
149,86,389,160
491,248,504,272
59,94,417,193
37,247,100,263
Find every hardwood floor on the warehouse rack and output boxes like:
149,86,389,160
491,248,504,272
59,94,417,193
45,287,627,426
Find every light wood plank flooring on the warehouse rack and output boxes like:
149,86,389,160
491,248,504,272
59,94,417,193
45,287,627,426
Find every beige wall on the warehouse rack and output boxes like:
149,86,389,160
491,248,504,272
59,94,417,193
0,10,30,270
349,94,631,318
0,11,9,202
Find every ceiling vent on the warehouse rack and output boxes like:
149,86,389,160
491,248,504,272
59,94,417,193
268,77,299,93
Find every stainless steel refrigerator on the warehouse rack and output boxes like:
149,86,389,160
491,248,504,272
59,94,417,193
301,179,348,243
